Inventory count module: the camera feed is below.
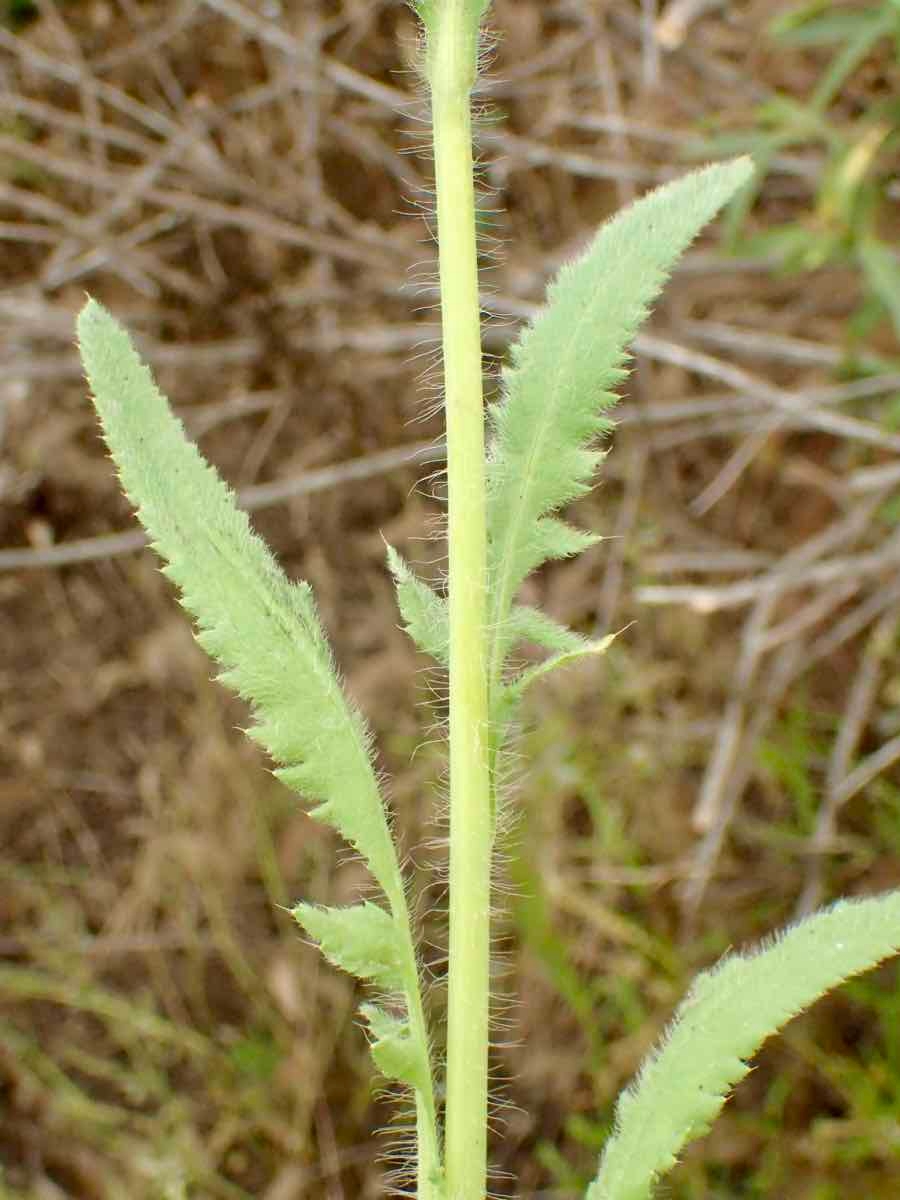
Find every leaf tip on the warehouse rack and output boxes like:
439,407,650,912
76,294,109,342
383,538,403,575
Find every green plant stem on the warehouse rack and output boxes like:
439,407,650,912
366,844,441,1195
394,897,442,1199
430,4,491,1197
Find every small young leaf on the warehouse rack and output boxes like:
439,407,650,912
386,543,449,666
485,158,754,691
361,1003,430,1093
491,607,589,725
77,300,404,902
507,606,593,656
507,631,620,706
492,630,621,739
292,902,405,992
588,889,900,1200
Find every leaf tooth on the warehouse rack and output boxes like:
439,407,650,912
529,517,600,563
273,762,329,802
385,543,449,666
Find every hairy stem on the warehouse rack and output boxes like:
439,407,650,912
430,3,491,1196
377,856,441,1194
394,901,443,1198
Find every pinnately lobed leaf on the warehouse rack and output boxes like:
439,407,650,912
485,158,754,683
76,300,404,902
588,889,900,1200
78,299,441,1179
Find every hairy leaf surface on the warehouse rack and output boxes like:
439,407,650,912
386,544,449,666
486,159,753,682
588,889,900,1200
292,902,405,992
362,1004,431,1094
386,552,592,671
78,300,402,900
506,606,590,656
386,551,613,745
504,631,619,708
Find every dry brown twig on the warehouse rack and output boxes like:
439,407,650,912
0,439,446,572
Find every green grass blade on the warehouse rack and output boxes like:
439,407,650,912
588,889,900,1200
859,237,900,340
809,8,893,114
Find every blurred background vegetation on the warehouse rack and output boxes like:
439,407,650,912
1,1,900,1196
